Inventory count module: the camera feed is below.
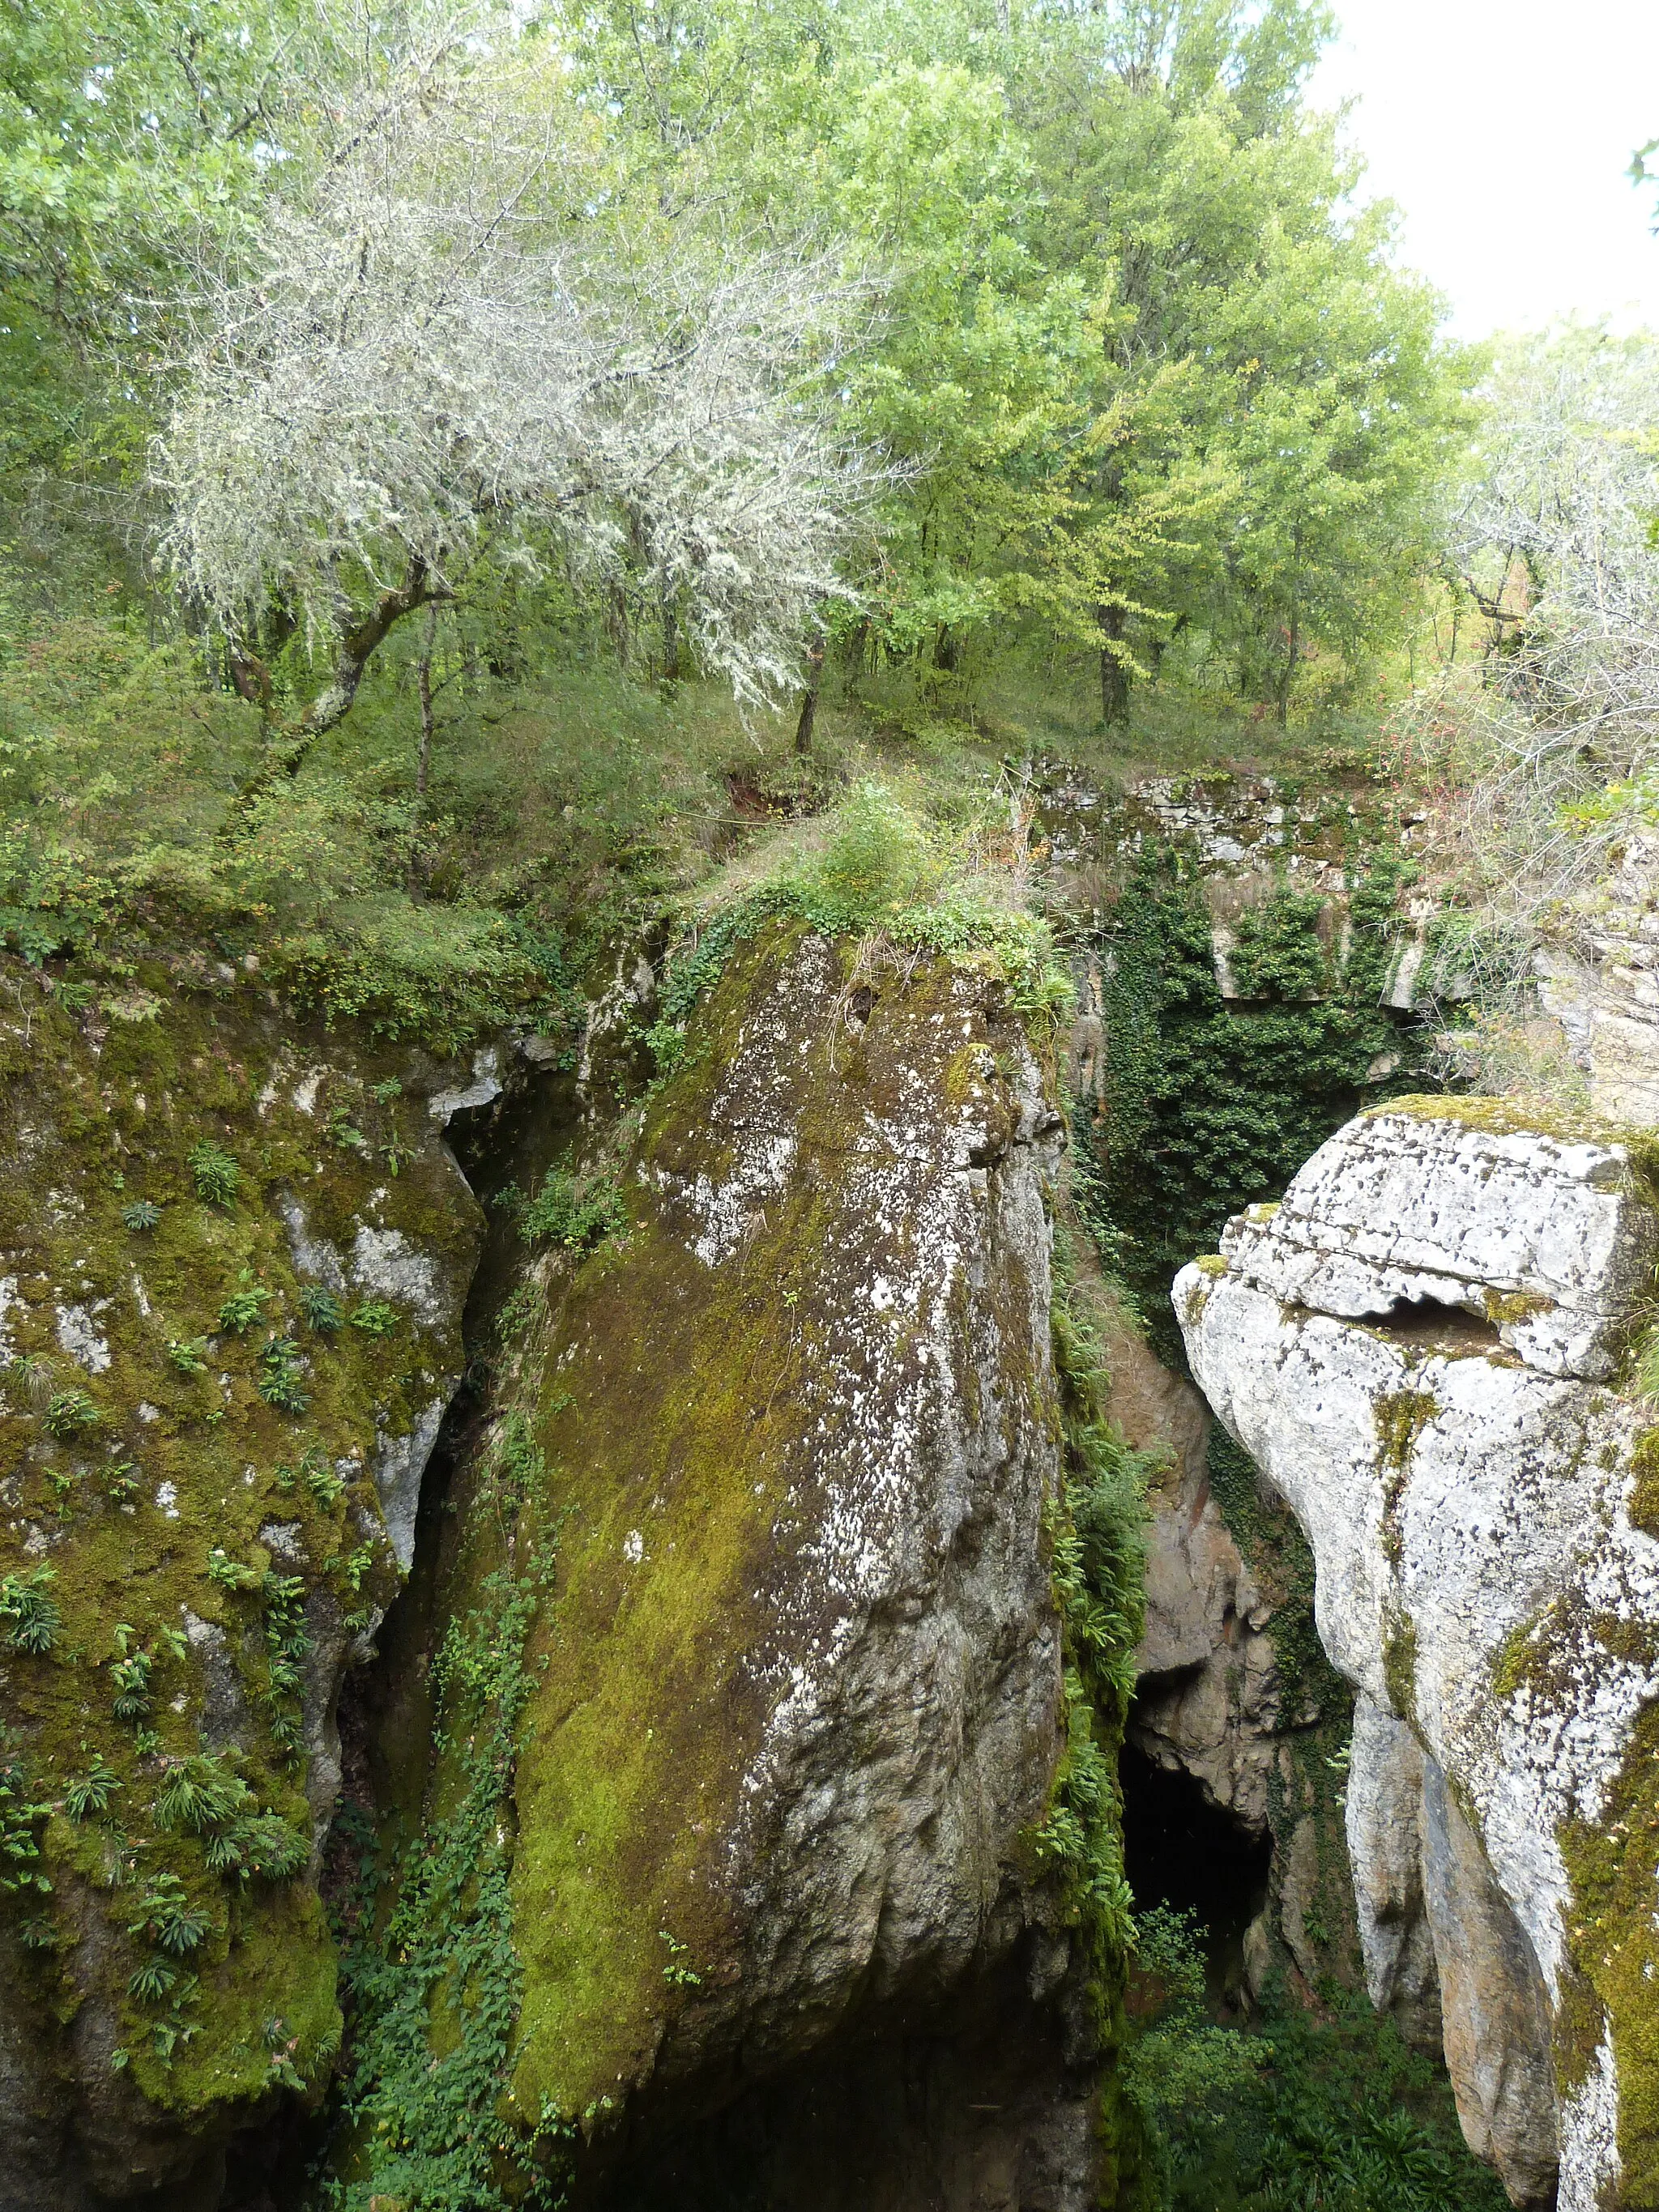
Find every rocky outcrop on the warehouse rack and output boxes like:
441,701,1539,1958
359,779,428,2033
1107,1317,1282,1835
1177,1098,1659,2210
384,921,1098,2208
1534,833,1659,1125
0,963,482,2210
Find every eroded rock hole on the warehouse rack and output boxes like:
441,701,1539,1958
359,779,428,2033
1120,1739,1270,1999
1371,1293,1500,1352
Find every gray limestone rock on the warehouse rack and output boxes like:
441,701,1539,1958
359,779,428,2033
1177,1097,1659,2211
1345,1696,1440,2051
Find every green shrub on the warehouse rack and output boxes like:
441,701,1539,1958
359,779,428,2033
1124,1907,1509,2212
518,1170,626,1251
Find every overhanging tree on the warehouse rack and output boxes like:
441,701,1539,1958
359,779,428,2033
151,40,874,771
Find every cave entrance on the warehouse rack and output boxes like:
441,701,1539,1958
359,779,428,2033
1119,1738,1272,2002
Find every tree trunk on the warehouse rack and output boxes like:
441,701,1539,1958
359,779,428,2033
1098,602,1129,727
409,601,438,895
228,557,447,817
795,634,825,756
1276,603,1299,728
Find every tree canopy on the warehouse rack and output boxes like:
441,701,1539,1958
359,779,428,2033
0,0,1482,1034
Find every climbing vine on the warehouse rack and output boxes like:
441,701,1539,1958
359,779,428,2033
313,1559,565,2212
1078,850,1422,1359
1041,1268,1162,2200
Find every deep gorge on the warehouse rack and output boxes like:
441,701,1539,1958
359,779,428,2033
2,765,1654,2211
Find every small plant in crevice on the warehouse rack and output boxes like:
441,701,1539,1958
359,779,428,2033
108,1621,186,1728
1,1566,62,1653
105,1460,141,1505
260,1572,312,1759
258,1335,310,1413
122,1199,161,1231
186,1139,241,1208
44,1385,99,1437
299,1444,348,1511
218,1276,271,1333
64,1751,122,1822
300,1284,344,1334
0,1745,53,1899
659,1929,702,1988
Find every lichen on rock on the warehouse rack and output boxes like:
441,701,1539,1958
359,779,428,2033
1177,1099,1659,2210
365,918,1098,2204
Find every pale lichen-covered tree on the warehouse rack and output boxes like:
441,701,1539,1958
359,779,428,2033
1448,330,1659,891
150,34,872,769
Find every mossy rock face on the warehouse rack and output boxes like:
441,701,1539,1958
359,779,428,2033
461,924,1068,2146
0,957,483,2206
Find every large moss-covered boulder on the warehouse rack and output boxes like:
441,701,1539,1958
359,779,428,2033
391,922,1084,2201
0,957,481,2210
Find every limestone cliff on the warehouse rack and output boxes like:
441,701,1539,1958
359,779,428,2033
1177,1098,1659,2211
0,958,483,2210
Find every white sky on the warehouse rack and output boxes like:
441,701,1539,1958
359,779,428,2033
1304,0,1659,339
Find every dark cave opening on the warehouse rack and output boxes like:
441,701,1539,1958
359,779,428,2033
1371,1292,1500,1352
1119,1737,1272,1999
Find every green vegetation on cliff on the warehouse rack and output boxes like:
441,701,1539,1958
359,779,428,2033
0,960,480,2156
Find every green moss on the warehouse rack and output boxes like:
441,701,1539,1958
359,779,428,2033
1559,1698,1659,2194
1382,1613,1419,1724
340,919,1067,2161
1365,1091,1640,1151
1375,1390,1439,1472
1630,1427,1659,1536
1482,1289,1553,1327
0,955,481,2142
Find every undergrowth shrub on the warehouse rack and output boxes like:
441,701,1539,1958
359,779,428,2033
1125,1906,1509,2212
517,1170,626,1251
316,1561,566,2210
